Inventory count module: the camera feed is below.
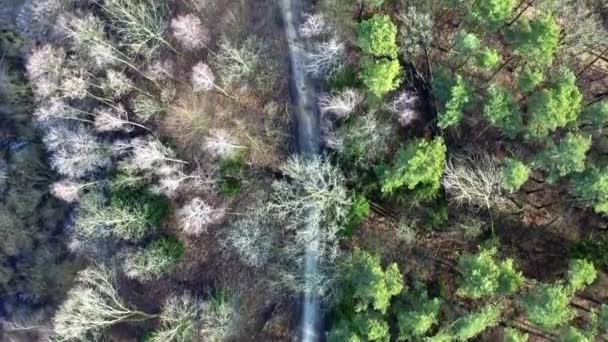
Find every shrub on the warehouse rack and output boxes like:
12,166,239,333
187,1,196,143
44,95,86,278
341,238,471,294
522,283,574,329
395,285,442,340
567,259,597,292
533,133,591,183
124,236,185,281
571,166,608,215
337,249,403,314
526,69,582,138
357,14,398,58
340,113,393,168
381,137,446,202
457,248,523,299
483,85,523,137
501,158,530,192
219,155,243,197
359,58,401,97
52,265,155,340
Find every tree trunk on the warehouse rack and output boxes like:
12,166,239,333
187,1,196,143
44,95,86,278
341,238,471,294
577,46,608,77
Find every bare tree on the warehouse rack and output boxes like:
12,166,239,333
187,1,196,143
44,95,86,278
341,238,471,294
203,129,244,159
147,293,203,342
26,45,65,100
191,62,230,96
170,14,209,51
442,151,507,210
126,138,187,174
318,89,363,119
52,265,155,341
225,204,275,268
43,124,111,179
304,38,345,79
299,13,330,38
50,180,97,203
177,198,226,236
385,91,421,127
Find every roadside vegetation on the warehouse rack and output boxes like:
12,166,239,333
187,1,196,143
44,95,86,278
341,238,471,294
1,0,608,341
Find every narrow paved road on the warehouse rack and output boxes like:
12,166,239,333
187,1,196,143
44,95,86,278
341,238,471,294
278,0,322,341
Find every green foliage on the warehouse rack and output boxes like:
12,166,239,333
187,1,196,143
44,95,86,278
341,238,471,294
453,31,481,57
526,69,582,138
572,166,608,214
357,15,398,58
381,137,446,202
343,194,370,236
438,75,470,129
457,248,523,299
219,155,243,197
467,0,514,31
501,158,530,192
395,285,442,340
559,326,591,342
338,249,404,314
517,67,544,94
359,58,402,97
483,85,523,137
124,236,185,281
508,15,560,67
476,48,501,70
367,0,385,9
452,304,501,341
328,310,390,342
580,101,608,130
504,328,528,342
533,133,591,183
600,304,608,334
571,236,608,268
567,259,596,292
110,178,170,240
522,283,574,329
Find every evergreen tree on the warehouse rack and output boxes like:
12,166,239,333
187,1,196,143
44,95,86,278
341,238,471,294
452,304,501,341
457,248,523,299
517,67,544,94
559,326,591,342
533,133,591,183
522,283,574,329
502,158,530,192
507,15,560,67
483,85,523,137
438,74,470,129
381,137,447,201
357,14,398,58
328,310,390,342
359,58,402,97
476,48,501,70
526,69,582,138
467,0,515,31
338,248,404,314
567,259,596,292
504,328,529,342
123,236,185,281
580,101,608,130
453,31,481,58
572,166,608,215
395,285,442,340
